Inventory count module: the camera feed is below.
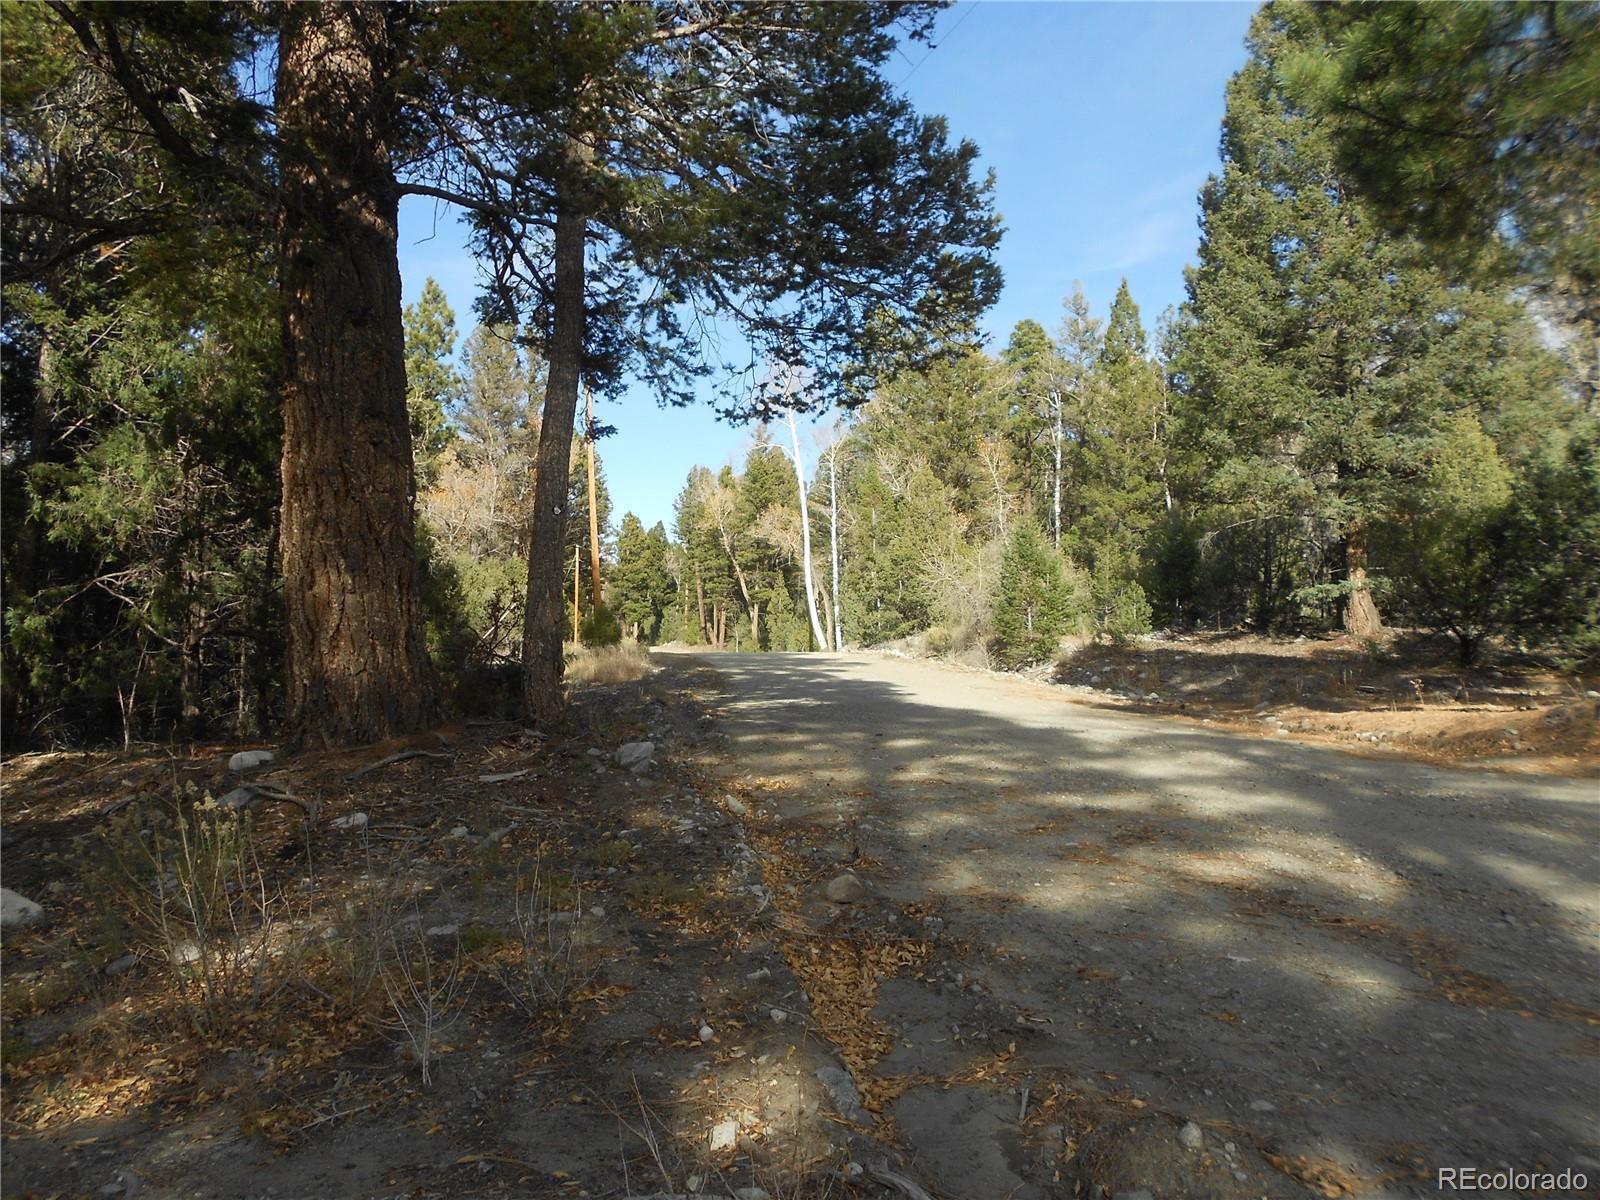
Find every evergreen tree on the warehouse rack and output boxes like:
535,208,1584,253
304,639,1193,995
999,319,1063,533
402,278,464,487
1054,283,1103,551
860,344,1004,522
993,520,1078,668
612,514,675,642
1286,0,1599,408
14,2,447,745
433,4,1002,717
1176,3,1569,637
1068,280,1166,579
3,225,281,743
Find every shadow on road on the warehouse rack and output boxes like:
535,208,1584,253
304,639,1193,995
669,650,1600,1198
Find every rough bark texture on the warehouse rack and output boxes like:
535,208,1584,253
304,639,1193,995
277,2,434,747
1342,526,1384,640
523,177,587,723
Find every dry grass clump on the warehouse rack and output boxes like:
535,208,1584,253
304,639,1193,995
567,641,653,685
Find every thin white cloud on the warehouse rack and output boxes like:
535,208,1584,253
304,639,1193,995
1081,210,1188,275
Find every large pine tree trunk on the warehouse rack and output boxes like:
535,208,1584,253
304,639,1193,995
522,173,587,724
277,2,434,748
1342,525,1384,639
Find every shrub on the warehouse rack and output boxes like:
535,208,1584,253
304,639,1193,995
92,788,284,1032
1091,551,1153,645
993,521,1081,668
579,602,622,647
566,642,652,685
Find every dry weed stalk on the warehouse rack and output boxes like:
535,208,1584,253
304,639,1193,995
377,921,469,1086
505,851,597,1013
566,642,653,685
96,790,285,1032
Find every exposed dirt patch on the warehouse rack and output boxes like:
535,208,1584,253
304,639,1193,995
1045,631,1600,777
0,663,901,1199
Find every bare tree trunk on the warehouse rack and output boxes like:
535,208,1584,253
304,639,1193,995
1342,525,1384,639
786,408,829,652
522,145,589,723
1051,389,1063,549
277,2,434,747
584,383,603,611
695,568,707,643
572,542,581,643
827,441,843,650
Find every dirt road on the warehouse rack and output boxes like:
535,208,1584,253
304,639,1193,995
665,649,1600,1199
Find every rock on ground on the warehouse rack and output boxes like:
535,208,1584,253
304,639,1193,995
614,741,655,770
1,887,44,928
825,871,868,904
815,1064,871,1124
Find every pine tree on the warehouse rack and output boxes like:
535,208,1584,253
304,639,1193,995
999,319,1062,535
431,5,1002,718
993,520,1078,668
1286,0,1599,408
1068,280,1166,579
402,278,464,487
1176,3,1568,637
612,514,675,642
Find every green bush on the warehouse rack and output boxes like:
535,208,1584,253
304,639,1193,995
1091,552,1152,645
993,521,1080,668
580,602,622,647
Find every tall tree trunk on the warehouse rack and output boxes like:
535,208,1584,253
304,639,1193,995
695,567,707,642
827,442,843,650
584,383,603,611
277,2,434,748
786,408,829,652
1342,524,1384,639
1051,388,1063,550
522,148,589,723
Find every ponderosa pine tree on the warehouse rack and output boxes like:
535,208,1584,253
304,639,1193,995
275,2,436,745
1286,1,1600,408
993,520,1078,668
1177,3,1566,638
20,2,453,746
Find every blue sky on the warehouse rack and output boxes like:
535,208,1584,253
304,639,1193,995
397,1,1257,532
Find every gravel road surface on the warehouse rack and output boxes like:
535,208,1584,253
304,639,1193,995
664,649,1600,1199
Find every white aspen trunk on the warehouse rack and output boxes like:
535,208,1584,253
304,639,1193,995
1051,388,1063,549
787,407,829,652
827,442,843,650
